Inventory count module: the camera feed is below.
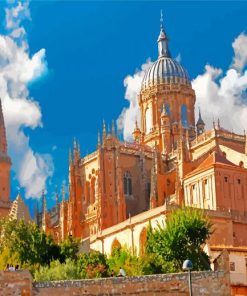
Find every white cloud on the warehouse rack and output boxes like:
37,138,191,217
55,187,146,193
232,33,247,72
117,59,153,141
192,33,247,133
0,0,53,198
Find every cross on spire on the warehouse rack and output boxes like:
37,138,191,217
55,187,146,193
160,10,164,28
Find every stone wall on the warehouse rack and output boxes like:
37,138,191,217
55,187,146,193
0,250,232,296
0,269,231,296
33,271,230,296
0,270,32,296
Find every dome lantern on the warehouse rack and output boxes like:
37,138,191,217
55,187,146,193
158,10,171,58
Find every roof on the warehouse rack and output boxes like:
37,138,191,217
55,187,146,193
185,151,239,178
141,25,190,91
9,193,32,223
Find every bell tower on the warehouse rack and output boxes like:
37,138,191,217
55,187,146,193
137,13,196,151
0,99,11,203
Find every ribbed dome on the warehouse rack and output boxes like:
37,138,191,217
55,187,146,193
141,22,190,90
142,57,190,90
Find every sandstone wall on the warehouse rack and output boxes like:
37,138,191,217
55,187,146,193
33,271,230,296
0,270,32,296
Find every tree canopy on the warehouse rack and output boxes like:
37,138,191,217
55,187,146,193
145,207,212,271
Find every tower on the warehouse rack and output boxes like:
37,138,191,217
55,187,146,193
138,14,196,151
196,108,205,135
0,99,11,205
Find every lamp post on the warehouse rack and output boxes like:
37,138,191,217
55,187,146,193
183,259,193,296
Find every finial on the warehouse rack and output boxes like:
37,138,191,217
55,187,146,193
157,10,170,58
73,137,77,150
217,118,221,130
135,119,138,129
107,123,111,135
61,184,65,201
77,143,81,155
198,107,202,119
69,149,72,164
97,130,101,147
111,120,115,136
213,117,216,129
160,10,164,29
102,120,106,140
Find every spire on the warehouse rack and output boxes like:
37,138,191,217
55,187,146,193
61,184,65,201
102,120,106,141
217,118,221,130
111,120,115,137
157,10,171,58
69,149,72,164
0,98,7,155
97,130,101,147
196,107,205,135
41,189,46,213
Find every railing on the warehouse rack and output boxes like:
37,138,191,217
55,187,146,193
81,151,98,164
191,128,245,147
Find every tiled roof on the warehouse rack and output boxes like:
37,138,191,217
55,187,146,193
185,151,239,178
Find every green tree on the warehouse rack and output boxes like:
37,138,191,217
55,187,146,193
0,218,60,267
59,235,79,262
146,207,212,271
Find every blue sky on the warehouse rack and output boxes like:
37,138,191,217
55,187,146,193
1,1,247,215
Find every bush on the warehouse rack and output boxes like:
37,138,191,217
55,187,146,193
78,251,108,278
107,247,143,276
34,259,80,281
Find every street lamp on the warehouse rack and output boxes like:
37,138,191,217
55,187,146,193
183,259,193,296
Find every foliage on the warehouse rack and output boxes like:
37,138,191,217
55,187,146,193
78,251,108,278
59,235,80,262
140,253,176,275
146,207,212,271
34,259,81,282
107,247,150,276
0,218,60,267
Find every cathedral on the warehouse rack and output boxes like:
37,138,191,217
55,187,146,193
1,15,247,291
38,17,247,256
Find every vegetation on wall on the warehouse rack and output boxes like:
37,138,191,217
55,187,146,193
0,207,212,281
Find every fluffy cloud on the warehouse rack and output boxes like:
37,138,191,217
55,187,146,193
117,60,153,141
232,33,247,72
0,0,53,198
193,33,247,133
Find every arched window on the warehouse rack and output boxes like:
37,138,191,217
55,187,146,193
181,104,188,128
145,108,152,133
124,171,132,196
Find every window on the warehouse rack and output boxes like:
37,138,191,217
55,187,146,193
237,179,241,184
181,104,188,128
124,171,132,196
145,108,152,133
224,177,228,183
